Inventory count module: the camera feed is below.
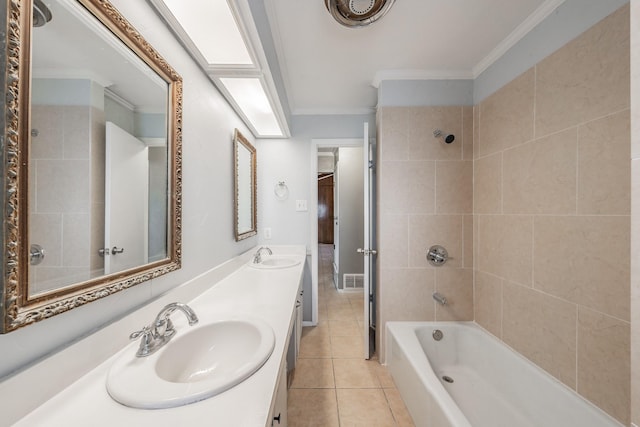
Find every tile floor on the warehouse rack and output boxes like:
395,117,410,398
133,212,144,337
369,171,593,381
287,244,415,427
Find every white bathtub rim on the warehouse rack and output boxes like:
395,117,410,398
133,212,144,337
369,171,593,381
469,321,624,426
385,321,624,427
386,321,473,427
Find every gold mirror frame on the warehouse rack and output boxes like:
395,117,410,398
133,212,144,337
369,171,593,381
0,0,183,333
233,129,257,241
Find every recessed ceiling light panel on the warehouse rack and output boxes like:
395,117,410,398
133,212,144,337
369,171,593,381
219,78,284,137
162,0,253,65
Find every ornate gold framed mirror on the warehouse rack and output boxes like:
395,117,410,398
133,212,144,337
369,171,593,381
0,0,183,332
233,129,257,241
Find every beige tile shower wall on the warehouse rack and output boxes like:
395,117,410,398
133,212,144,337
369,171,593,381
474,5,630,425
376,105,474,362
631,0,640,425
30,105,96,293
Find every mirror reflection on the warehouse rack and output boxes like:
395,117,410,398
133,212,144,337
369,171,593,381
1,0,182,333
233,129,256,241
28,0,170,296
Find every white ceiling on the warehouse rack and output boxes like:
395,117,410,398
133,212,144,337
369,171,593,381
264,0,563,115
32,0,167,112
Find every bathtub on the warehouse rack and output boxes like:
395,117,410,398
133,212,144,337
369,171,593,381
385,322,622,427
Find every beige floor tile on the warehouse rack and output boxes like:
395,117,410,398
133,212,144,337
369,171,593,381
288,389,339,427
291,358,335,389
375,364,397,388
333,359,381,388
326,297,352,308
329,319,361,336
301,324,329,339
337,389,396,427
331,335,364,358
289,244,415,427
353,307,365,321
299,333,332,358
347,291,364,300
384,388,416,427
327,306,356,320
350,298,365,311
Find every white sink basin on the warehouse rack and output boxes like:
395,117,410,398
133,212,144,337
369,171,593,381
250,256,301,269
107,317,275,409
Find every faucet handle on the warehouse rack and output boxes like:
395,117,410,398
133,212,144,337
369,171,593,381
130,326,156,357
130,325,152,340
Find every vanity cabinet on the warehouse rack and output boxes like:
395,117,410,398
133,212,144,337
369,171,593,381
271,279,303,427
270,359,288,427
295,287,303,356
287,281,304,372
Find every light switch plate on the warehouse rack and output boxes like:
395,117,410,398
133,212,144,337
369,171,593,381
264,227,272,239
295,200,308,212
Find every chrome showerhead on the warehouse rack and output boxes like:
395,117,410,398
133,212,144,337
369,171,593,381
433,129,455,144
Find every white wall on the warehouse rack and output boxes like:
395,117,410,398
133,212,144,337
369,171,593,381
256,115,374,249
256,137,311,246
0,0,257,380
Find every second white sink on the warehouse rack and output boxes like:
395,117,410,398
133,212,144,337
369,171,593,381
107,317,275,409
250,256,301,269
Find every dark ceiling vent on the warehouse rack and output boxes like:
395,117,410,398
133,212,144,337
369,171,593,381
324,0,396,28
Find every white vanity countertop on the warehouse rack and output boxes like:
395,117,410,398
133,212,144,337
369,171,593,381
13,247,305,427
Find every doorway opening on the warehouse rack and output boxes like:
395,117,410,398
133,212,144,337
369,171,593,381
309,129,376,359
317,147,364,292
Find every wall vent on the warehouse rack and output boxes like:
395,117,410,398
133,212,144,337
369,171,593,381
343,273,364,290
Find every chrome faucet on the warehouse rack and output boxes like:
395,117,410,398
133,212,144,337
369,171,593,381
129,302,199,357
252,246,273,264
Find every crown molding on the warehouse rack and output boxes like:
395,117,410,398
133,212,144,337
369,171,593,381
472,0,566,78
291,106,376,116
372,69,474,88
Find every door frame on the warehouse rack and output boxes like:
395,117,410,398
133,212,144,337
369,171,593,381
308,138,362,326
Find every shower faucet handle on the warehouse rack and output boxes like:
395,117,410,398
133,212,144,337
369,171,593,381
427,245,448,266
29,244,45,265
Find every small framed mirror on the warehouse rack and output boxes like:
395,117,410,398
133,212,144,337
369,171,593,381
233,129,257,241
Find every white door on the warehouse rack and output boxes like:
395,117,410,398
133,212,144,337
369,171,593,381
105,122,149,275
361,122,376,359
333,162,339,285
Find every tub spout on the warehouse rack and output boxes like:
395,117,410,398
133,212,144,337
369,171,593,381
432,292,447,306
